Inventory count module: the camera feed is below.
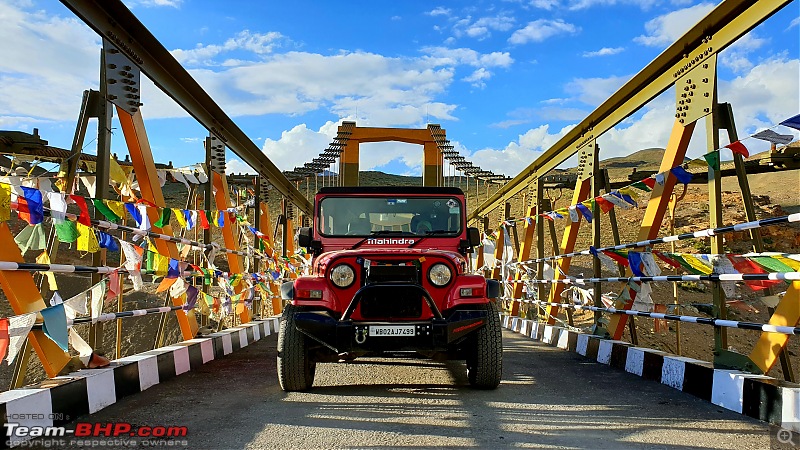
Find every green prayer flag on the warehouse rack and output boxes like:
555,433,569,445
630,181,651,192
54,220,78,244
93,199,120,222
154,208,172,228
750,256,794,273
703,151,720,171
14,223,47,253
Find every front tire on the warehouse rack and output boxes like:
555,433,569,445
466,301,502,389
277,305,316,391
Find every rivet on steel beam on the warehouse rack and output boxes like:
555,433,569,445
686,99,691,103
703,64,709,69
108,64,117,69
691,84,696,89
124,66,132,71
107,79,117,84
704,108,710,113
702,78,709,83
679,119,684,124
704,93,710,97
681,112,687,117
108,95,117,100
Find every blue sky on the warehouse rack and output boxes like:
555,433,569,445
1,0,798,178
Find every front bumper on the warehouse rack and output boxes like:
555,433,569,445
294,283,488,353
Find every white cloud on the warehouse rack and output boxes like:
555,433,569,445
427,7,451,17
171,30,285,66
582,47,625,57
225,159,257,175
634,2,715,47
528,0,560,10
508,19,579,45
452,15,516,40
564,74,631,106
463,68,492,88
567,0,659,10
421,47,513,68
123,0,183,8
720,56,800,138
467,124,573,175
0,2,100,121
718,32,769,74
789,17,800,30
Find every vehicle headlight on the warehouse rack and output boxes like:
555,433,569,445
428,263,452,286
330,264,355,288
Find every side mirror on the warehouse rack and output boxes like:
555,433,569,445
297,227,313,248
467,227,481,247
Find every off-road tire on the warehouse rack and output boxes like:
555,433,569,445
466,301,503,389
277,305,316,391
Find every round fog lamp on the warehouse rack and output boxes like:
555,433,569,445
330,264,355,288
428,263,452,286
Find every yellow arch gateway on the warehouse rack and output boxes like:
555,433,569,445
337,122,445,187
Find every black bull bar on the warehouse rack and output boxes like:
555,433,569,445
292,283,489,353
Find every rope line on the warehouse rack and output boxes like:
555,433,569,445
519,299,800,336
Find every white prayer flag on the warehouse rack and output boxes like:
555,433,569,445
6,313,36,365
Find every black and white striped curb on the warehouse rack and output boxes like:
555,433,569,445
0,317,279,449
501,314,800,432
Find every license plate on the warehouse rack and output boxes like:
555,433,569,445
369,325,415,337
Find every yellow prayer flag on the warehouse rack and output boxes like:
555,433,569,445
680,253,712,275
775,255,800,271
153,253,169,276
173,208,187,228
109,157,128,186
619,187,640,201
106,200,126,220
76,222,100,253
0,183,10,221
35,251,58,291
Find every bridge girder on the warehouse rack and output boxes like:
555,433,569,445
469,0,792,221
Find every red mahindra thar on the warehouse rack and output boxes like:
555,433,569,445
277,186,502,391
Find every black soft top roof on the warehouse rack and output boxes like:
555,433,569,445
317,186,464,195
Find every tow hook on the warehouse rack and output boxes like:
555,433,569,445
355,327,367,344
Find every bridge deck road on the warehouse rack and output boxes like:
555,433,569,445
73,330,775,449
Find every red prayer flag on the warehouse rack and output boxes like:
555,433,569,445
0,318,8,361
70,195,92,226
727,255,781,290
654,251,682,269
602,250,630,266
541,213,553,221
595,196,615,213
136,198,158,207
641,177,656,189
725,141,750,158
197,210,210,230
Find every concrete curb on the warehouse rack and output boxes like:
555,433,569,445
502,314,800,431
0,318,279,448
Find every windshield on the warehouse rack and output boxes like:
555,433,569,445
318,196,463,237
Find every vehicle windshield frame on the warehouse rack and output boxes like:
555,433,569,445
316,195,463,238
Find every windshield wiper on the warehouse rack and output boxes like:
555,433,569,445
408,230,447,248
350,230,404,249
